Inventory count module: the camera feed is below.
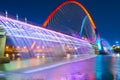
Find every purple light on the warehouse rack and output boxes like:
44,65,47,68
0,15,95,59
0,15,87,42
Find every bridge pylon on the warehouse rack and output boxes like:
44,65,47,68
0,25,6,57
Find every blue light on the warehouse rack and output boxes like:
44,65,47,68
115,41,119,44
79,16,87,36
97,38,102,51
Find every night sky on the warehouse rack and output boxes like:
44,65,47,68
0,0,120,44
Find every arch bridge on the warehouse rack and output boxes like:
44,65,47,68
0,0,100,60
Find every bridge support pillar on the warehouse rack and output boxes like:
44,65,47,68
0,31,6,57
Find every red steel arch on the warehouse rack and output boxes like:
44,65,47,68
43,0,96,29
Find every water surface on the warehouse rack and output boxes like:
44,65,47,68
0,55,120,80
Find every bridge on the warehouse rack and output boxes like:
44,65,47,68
0,0,101,60
0,1,117,80
0,0,100,64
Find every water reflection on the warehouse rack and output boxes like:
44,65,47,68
1,55,120,80
96,55,115,80
0,77,6,80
